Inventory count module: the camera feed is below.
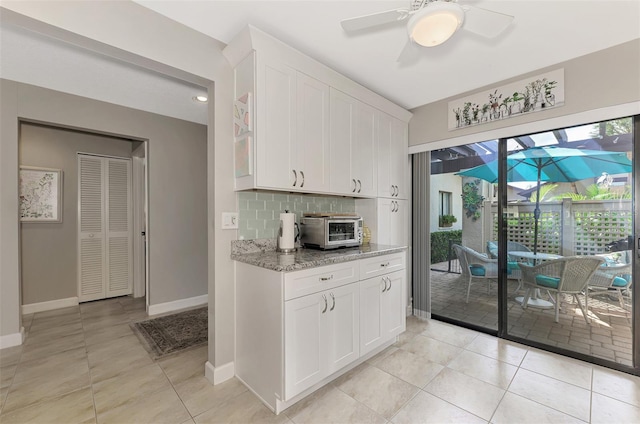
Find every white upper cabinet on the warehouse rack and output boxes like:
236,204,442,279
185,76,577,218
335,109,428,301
224,26,411,197
254,61,330,192
329,89,376,197
255,59,297,190
377,111,409,200
296,72,331,192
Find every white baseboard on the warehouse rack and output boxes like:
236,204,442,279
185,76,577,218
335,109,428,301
205,360,235,385
22,297,79,315
148,294,208,316
0,327,25,349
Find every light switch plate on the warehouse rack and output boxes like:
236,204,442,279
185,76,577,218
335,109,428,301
222,212,239,229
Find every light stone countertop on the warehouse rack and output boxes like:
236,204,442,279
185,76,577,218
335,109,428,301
231,241,407,272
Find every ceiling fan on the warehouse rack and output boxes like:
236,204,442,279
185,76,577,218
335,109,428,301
341,0,514,56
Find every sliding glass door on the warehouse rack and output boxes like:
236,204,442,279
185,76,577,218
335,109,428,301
424,116,636,372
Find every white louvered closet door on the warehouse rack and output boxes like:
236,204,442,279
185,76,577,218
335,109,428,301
78,154,132,302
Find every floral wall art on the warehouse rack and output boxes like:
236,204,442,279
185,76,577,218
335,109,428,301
448,68,565,130
19,166,63,222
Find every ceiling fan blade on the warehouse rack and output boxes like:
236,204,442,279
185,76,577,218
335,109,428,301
341,8,410,32
461,6,514,38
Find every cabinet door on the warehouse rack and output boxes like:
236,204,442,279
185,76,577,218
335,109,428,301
256,60,297,190
390,118,408,199
326,283,359,373
383,270,406,338
284,293,327,399
329,88,356,195
359,276,384,356
296,72,330,192
377,112,408,199
353,101,377,197
377,198,407,246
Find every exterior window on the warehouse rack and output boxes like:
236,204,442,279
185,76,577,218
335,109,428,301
439,191,451,217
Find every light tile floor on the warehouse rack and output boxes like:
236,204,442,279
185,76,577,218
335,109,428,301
430,260,633,367
2,296,640,423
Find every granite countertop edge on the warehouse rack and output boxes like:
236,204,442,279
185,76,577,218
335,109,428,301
231,243,407,272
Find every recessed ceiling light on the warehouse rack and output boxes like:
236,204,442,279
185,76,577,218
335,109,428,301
193,95,208,103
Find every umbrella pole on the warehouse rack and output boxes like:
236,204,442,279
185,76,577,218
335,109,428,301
532,166,542,260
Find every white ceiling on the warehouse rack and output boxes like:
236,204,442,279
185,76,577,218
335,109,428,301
1,1,639,125
134,0,640,110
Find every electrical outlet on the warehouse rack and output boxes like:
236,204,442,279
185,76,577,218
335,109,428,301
222,212,239,230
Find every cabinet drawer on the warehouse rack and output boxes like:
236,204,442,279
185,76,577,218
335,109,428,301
359,252,405,279
284,262,359,301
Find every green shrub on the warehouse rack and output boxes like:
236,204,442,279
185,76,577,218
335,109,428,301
431,230,462,264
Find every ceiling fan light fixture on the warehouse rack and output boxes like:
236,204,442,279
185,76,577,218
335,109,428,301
408,2,464,47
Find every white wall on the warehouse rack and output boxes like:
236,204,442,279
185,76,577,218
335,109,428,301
0,3,237,379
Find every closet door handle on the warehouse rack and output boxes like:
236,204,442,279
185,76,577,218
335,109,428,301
321,294,328,313
292,170,298,187
300,171,305,188
330,293,335,311
352,179,357,193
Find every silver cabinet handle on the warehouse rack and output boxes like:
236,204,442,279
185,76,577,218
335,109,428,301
321,294,328,313
352,179,357,193
300,171,305,187
390,185,394,196
357,179,362,193
382,278,387,293
330,293,335,311
386,277,392,292
395,185,399,196
319,275,334,281
380,262,390,268
293,170,298,187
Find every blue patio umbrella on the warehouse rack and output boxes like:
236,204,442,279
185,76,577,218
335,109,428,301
456,146,632,255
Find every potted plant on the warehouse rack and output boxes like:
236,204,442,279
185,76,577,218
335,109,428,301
439,214,457,227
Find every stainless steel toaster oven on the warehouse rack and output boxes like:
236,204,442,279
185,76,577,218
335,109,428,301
300,216,363,250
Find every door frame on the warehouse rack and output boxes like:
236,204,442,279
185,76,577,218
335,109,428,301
132,142,149,307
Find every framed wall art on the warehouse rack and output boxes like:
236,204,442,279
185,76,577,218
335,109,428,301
19,166,63,223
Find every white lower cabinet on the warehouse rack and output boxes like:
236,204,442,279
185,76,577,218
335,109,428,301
359,271,406,356
284,282,359,399
235,251,405,415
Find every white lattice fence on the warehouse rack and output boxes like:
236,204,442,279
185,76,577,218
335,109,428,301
489,199,631,256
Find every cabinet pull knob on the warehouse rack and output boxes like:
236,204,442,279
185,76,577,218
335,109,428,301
321,294,328,313
292,170,298,187
330,293,335,311
380,262,390,268
382,278,387,293
357,179,362,193
319,275,334,281
352,179,357,193
300,171,305,187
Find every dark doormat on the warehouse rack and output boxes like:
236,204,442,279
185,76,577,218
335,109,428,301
131,307,208,360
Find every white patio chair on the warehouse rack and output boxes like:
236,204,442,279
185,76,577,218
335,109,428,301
519,256,605,324
588,251,632,314
486,240,532,290
453,244,498,303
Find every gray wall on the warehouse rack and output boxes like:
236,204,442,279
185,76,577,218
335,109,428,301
409,39,640,147
19,123,134,305
4,80,207,309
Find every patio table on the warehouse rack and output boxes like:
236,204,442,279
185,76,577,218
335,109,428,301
509,251,562,309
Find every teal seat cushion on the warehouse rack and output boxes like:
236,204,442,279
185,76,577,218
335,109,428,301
535,274,560,288
612,276,630,287
470,264,486,276
507,261,520,271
